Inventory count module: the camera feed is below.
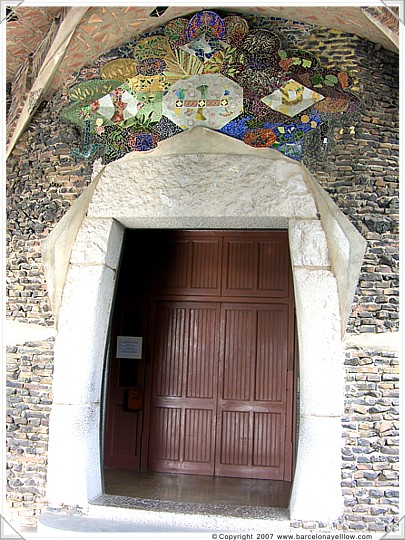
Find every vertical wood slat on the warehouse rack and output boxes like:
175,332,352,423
154,306,187,397
255,307,288,402
222,308,255,401
159,239,191,291
220,411,249,465
152,407,181,461
258,241,288,293
223,236,289,297
191,240,221,292
186,307,217,398
224,240,257,292
253,412,282,467
184,409,213,463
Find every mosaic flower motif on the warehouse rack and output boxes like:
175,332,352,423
187,11,225,40
137,58,167,76
165,18,189,48
127,74,171,93
163,48,205,84
101,58,139,81
219,116,250,140
277,49,319,74
133,35,171,61
261,79,325,118
154,115,183,139
203,46,238,75
240,29,281,58
223,16,249,47
94,86,142,124
235,67,289,96
128,132,158,152
243,128,276,147
68,79,122,102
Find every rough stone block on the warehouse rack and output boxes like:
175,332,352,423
70,218,124,269
289,219,330,267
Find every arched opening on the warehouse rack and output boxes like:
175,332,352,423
44,128,366,524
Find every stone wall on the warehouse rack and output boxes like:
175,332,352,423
5,19,399,531
300,30,400,335
6,339,54,527
342,346,400,532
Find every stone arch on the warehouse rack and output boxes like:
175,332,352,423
44,127,366,522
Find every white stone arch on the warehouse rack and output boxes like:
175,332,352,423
44,127,366,523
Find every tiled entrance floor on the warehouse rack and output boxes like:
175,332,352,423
103,469,291,509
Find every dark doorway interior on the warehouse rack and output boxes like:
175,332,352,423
103,230,296,494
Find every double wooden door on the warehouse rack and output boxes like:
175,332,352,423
104,230,295,481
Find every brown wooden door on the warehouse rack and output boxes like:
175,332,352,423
146,231,295,481
216,303,292,480
148,301,219,474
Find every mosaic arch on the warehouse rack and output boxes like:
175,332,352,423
60,10,361,163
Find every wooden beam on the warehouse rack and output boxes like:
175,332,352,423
6,6,89,158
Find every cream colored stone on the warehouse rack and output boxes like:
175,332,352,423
290,415,344,520
41,168,104,327
47,403,102,506
289,219,330,267
344,331,400,353
53,264,116,405
88,154,317,222
70,217,124,268
293,268,344,417
305,169,367,335
5,320,57,346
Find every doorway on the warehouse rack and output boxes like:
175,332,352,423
104,230,296,484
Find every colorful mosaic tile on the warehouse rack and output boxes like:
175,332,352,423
60,10,361,163
180,34,230,63
223,16,249,47
187,11,225,40
162,74,243,130
261,79,325,118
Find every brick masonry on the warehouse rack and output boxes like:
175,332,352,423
5,19,399,532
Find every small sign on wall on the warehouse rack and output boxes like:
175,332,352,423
116,336,143,359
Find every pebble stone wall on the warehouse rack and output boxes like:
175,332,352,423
5,18,399,532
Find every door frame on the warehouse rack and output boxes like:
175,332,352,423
46,133,353,520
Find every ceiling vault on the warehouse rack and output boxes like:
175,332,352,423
361,6,400,50
6,7,89,158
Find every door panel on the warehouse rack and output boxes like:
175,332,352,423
222,307,255,401
148,301,219,475
222,235,290,298
216,303,290,480
154,305,188,398
255,307,288,402
157,234,222,296
252,412,282,467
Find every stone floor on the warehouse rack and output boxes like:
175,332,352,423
38,471,293,535
104,468,291,508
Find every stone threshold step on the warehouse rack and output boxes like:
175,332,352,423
38,508,291,536
91,493,289,520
